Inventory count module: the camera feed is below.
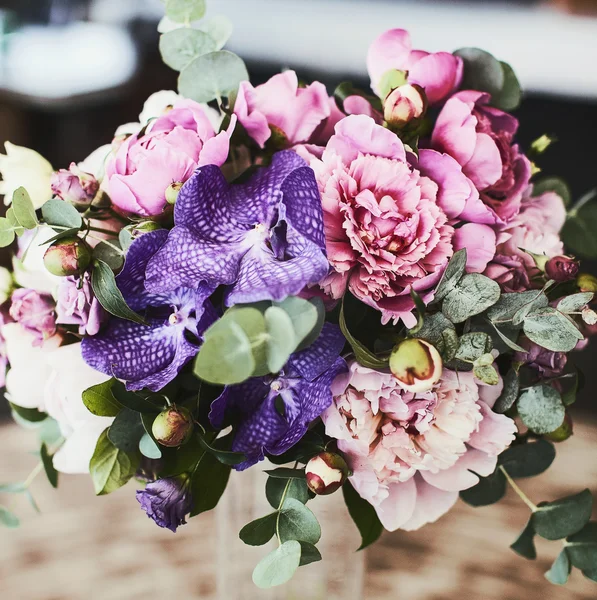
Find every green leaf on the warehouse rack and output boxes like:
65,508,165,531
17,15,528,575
91,260,147,325
343,482,383,550
455,332,492,363
107,408,146,453
266,476,309,508
494,369,520,414
12,187,38,229
89,429,140,495
159,434,203,477
0,217,16,247
165,0,205,23
473,364,499,385
532,177,571,206
41,198,83,229
92,240,124,272
460,468,506,507
0,505,20,528
492,61,521,111
299,542,322,567
454,48,504,99
178,50,248,103
82,379,122,417
118,228,133,252
566,522,597,571
510,520,537,560
9,402,48,422
583,568,597,583
518,385,565,435
499,440,556,478
264,306,296,373
40,442,58,488
377,69,407,99
25,490,40,514
278,498,321,544
274,296,320,350
160,28,216,71
6,208,24,237
545,550,571,585
334,82,382,111
442,273,501,323
409,288,426,334
557,292,593,314
239,513,277,546
198,15,233,50
264,468,306,480
339,300,387,369
487,290,548,323
489,321,526,353
196,432,246,466
0,482,27,493
111,382,164,414
139,432,162,460
189,449,231,516
523,307,583,352
562,195,597,258
532,489,593,540
252,540,301,589
434,249,467,302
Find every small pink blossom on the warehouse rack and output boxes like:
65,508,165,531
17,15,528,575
367,29,463,104
51,163,99,207
55,274,105,336
323,362,516,531
9,288,56,346
106,99,234,216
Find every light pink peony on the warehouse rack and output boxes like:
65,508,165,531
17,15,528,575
9,288,56,346
367,29,463,104
106,99,234,216
51,162,99,207
431,91,531,225
234,71,330,148
323,362,516,531
311,114,495,326
55,274,105,336
484,187,566,291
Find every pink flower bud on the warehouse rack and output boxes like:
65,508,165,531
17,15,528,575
389,338,443,393
43,237,91,277
9,288,56,346
152,406,194,447
383,84,426,128
545,255,579,282
305,452,349,496
51,163,99,207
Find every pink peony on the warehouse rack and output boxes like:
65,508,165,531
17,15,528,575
234,71,330,148
323,362,516,531
106,99,234,216
55,274,105,336
9,288,56,346
311,114,494,326
367,29,463,104
484,187,566,292
51,162,99,207
431,91,531,225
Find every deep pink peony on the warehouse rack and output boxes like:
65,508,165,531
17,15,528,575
9,288,56,346
234,71,330,148
367,29,463,104
484,187,566,291
311,114,495,326
323,362,516,531
431,91,531,225
106,99,234,216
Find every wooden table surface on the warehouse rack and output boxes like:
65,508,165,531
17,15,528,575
0,418,596,600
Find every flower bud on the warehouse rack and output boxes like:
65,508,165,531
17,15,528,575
43,237,91,277
383,84,426,129
545,414,573,443
165,182,183,205
389,338,443,393
305,452,349,496
152,406,194,447
545,255,579,282
577,273,597,293
582,307,597,326
51,163,99,208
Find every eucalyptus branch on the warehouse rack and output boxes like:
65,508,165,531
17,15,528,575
499,465,538,512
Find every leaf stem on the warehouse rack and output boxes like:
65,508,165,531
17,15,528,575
275,478,292,545
87,225,118,237
499,465,538,512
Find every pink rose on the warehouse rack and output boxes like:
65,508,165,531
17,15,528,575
431,91,531,225
106,99,234,216
367,29,463,104
323,362,516,531
9,288,56,346
55,274,105,336
484,187,566,291
311,114,494,326
234,71,330,148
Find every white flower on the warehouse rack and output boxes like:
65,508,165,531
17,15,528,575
78,144,113,184
0,142,53,209
0,266,13,304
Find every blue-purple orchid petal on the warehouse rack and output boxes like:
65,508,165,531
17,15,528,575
209,323,346,470
82,230,216,392
144,151,329,304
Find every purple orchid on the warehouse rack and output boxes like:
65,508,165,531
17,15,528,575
210,323,346,470
136,475,193,532
145,150,329,305
81,230,216,392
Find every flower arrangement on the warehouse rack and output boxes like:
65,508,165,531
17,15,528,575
1,0,596,589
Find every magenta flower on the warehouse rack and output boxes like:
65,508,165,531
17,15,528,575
367,29,463,104
55,274,105,336
234,71,330,148
51,163,99,207
106,99,234,216
9,289,56,346
431,91,531,225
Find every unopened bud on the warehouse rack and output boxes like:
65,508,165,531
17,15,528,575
43,237,91,276
582,307,597,325
546,414,573,443
305,452,349,496
51,163,99,208
152,406,194,447
166,182,183,205
389,338,443,393
134,221,161,235
383,84,426,129
545,255,579,282
577,273,597,293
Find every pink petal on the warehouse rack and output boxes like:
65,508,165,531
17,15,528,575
421,448,497,491
468,401,516,456
453,223,497,273
408,52,462,105
366,29,413,94
375,477,418,531
344,95,384,123
462,132,503,190
234,80,271,148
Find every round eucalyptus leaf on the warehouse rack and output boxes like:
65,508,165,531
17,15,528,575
532,489,593,541
0,217,16,247
566,522,597,571
160,28,216,71
0,506,20,528
266,476,309,508
493,369,520,414
562,200,597,259
239,513,277,546
41,198,83,229
139,432,162,460
510,520,537,560
434,248,467,301
252,540,301,589
532,176,571,206
442,273,500,323
454,47,505,98
165,0,205,23
523,307,583,352
274,296,320,349
460,468,506,507
199,15,233,50
265,306,298,373
299,542,322,567
517,385,565,435
498,440,556,478
492,61,521,111
278,498,321,545
557,292,594,314
12,187,38,229
545,549,571,585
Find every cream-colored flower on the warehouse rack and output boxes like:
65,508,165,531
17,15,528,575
0,142,53,209
0,266,13,304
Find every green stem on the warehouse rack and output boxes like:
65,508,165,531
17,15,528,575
499,465,538,512
88,236,124,256
275,478,292,545
87,225,118,237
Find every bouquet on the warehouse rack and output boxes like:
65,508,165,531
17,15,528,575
1,0,596,589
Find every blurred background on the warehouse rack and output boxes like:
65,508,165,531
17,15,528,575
0,0,596,599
